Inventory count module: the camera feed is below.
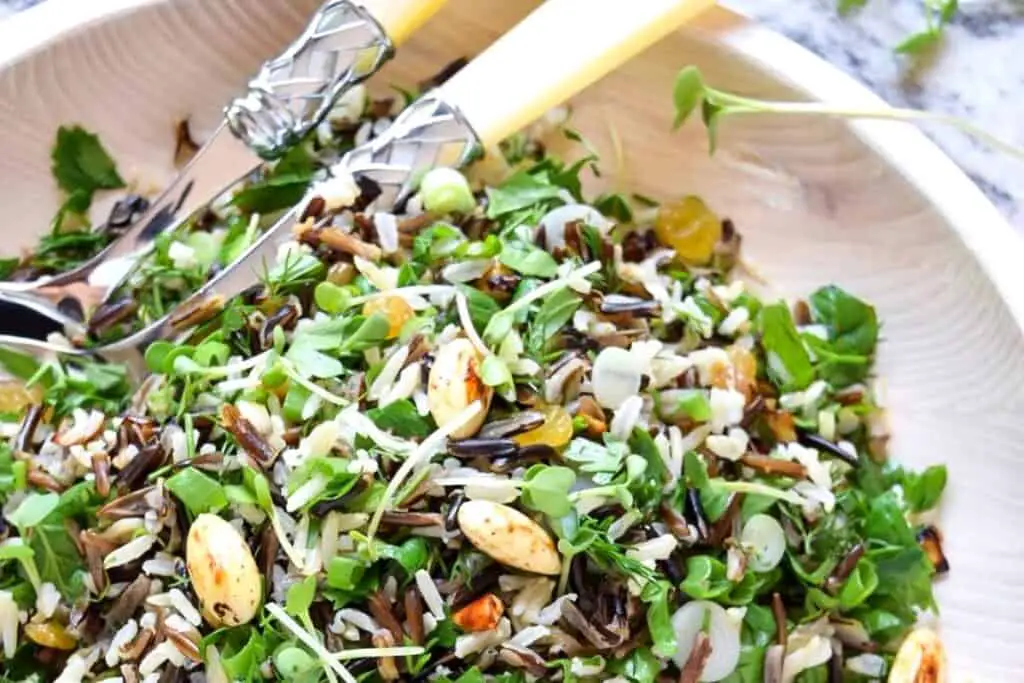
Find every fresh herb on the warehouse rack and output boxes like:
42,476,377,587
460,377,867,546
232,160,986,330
758,302,815,392
166,468,229,516
367,400,433,438
672,65,1024,159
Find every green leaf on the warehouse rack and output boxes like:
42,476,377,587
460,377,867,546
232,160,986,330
895,28,941,55
808,285,879,357
673,66,707,129
673,389,711,421
526,287,581,353
0,347,41,382
759,302,815,391
520,465,576,517
608,646,659,683
28,513,86,599
498,242,559,278
286,345,344,379
413,223,464,262
339,314,390,353
327,556,366,590
564,437,628,483
456,285,502,332
314,282,350,314
684,451,731,520
642,580,677,658
367,400,432,438
719,645,767,683
479,355,513,388
0,258,19,280
287,457,360,511
838,558,879,609
374,537,430,576
50,125,125,195
144,341,175,374
680,555,732,599
166,468,228,516
285,575,317,619
232,145,315,213
7,493,60,530
243,467,273,514
485,172,564,218
901,464,947,513
593,193,633,223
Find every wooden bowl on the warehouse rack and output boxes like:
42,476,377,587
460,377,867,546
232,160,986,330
1,0,1022,678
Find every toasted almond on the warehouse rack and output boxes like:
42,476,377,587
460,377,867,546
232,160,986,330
427,338,492,439
456,500,560,575
889,628,945,683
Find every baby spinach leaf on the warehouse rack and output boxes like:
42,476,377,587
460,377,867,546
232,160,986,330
759,302,815,391
808,285,879,357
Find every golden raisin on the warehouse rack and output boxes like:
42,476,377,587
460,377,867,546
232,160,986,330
0,381,41,415
24,621,78,650
362,296,415,339
452,593,504,633
728,345,758,399
514,405,573,449
653,196,722,265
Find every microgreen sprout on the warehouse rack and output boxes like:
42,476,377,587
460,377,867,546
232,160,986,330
673,65,1024,160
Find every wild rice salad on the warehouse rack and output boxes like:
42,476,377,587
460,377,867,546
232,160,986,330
0,83,949,683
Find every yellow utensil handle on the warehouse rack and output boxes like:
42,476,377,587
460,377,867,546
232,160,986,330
439,0,716,148
357,0,448,45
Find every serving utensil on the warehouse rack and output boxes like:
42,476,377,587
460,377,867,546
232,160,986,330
2,0,715,379
0,0,449,333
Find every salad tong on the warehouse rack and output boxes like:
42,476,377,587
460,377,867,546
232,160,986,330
0,0,716,379
0,0,450,333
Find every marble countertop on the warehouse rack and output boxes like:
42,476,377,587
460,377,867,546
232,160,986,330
729,0,1024,230
3,0,1022,228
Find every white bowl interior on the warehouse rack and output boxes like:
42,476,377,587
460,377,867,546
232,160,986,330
1,0,1023,678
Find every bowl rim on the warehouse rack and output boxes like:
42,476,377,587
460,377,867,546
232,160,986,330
2,0,1023,331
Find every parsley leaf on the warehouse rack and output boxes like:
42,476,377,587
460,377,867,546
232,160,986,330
51,125,125,196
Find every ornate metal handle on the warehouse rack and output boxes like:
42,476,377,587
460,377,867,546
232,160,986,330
341,93,482,206
225,0,394,159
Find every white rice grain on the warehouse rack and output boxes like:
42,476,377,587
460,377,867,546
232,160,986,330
286,474,328,513
367,347,410,403
627,534,678,562
0,591,17,659
104,535,157,569
507,625,550,649
169,588,202,627
415,569,446,621
534,594,577,626
140,640,185,675
36,582,60,619
609,395,644,441
455,618,511,658
337,608,380,634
